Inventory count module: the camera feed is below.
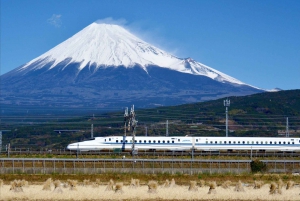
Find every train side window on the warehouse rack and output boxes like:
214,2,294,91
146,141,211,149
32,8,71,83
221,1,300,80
149,140,151,143
288,142,290,144
109,138,111,141
247,141,249,144
219,141,222,144
153,140,156,143
144,140,146,143
270,141,272,144
116,140,118,143
206,141,208,144
261,141,263,144
256,141,258,144
215,141,217,144
178,139,180,142
229,141,231,144
121,140,123,143
242,141,245,144
252,141,254,144
292,142,295,144
163,140,165,143
167,140,170,143
105,139,106,142
283,142,286,144
274,142,277,144
265,141,267,144
135,140,137,143
172,141,174,143
224,141,227,144
279,141,281,144
158,140,160,143
139,140,142,143
238,141,240,144
196,139,198,142
210,141,213,144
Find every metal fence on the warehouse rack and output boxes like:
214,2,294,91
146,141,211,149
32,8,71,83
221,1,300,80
0,158,299,175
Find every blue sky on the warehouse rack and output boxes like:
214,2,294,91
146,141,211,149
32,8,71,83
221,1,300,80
1,0,299,90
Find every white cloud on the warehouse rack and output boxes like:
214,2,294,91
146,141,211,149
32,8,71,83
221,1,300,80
48,14,62,28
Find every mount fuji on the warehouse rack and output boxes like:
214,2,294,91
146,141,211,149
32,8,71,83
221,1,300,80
1,22,263,111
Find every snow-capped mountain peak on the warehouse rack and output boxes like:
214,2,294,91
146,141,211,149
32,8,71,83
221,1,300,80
19,22,246,85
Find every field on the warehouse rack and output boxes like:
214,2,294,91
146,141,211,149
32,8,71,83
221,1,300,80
1,177,300,201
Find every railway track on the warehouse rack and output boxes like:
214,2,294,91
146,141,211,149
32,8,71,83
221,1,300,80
2,148,300,158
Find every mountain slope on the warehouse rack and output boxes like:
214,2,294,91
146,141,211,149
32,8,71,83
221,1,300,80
10,23,247,85
1,22,263,110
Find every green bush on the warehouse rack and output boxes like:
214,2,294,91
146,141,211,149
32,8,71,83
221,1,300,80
250,159,267,173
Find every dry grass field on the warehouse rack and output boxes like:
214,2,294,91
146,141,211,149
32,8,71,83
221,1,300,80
0,179,300,201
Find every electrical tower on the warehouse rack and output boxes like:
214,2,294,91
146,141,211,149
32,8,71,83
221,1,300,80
123,105,138,155
224,98,230,137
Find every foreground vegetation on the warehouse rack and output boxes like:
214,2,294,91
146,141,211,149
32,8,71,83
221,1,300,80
1,172,300,200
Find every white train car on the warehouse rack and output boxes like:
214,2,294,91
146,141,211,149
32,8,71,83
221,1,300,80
67,136,300,152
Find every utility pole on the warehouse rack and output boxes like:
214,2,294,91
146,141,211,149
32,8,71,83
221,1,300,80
124,107,128,136
0,131,2,153
286,117,289,137
166,120,169,136
224,98,230,137
91,124,94,139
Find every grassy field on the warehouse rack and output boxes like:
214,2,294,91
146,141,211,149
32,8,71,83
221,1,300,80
1,174,300,201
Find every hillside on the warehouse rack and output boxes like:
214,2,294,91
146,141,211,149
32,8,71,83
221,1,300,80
1,90,299,149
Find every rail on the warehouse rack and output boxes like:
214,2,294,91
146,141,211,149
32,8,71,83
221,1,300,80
2,147,300,158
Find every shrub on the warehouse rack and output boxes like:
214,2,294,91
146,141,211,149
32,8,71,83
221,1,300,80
250,160,267,173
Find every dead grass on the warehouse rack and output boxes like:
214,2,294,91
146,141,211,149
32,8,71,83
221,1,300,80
129,178,140,188
286,180,294,190
199,179,206,187
170,178,176,187
42,178,52,191
208,181,217,194
221,180,231,189
114,182,123,193
188,181,198,191
105,179,114,191
147,180,158,193
234,180,245,192
254,180,264,189
67,180,78,191
0,182,300,200
92,179,101,188
53,180,63,194
163,179,170,188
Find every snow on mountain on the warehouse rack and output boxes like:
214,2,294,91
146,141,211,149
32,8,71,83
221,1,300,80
18,22,246,85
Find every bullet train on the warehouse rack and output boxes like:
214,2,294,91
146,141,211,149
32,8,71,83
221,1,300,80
67,136,300,152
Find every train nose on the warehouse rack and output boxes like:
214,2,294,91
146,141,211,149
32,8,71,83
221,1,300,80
67,143,78,150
